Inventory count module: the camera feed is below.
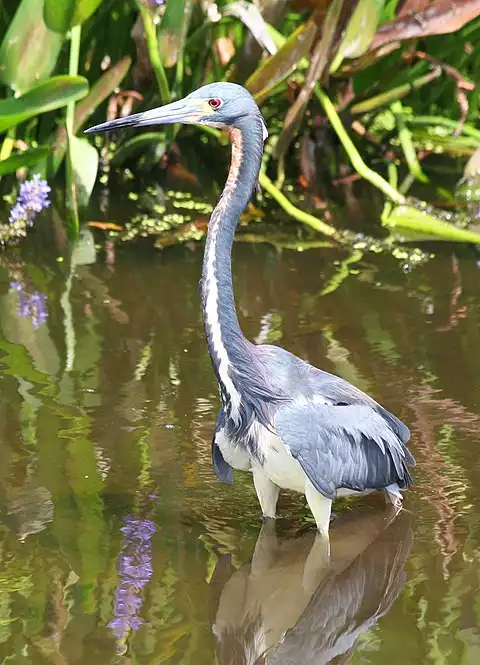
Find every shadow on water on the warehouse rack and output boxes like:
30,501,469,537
0,213,480,663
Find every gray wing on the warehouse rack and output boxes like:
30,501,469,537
257,344,410,444
275,401,414,499
305,366,411,446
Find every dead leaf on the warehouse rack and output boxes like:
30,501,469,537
214,37,236,66
397,0,431,16
413,49,475,135
371,0,480,50
275,0,361,160
87,221,124,231
223,1,277,55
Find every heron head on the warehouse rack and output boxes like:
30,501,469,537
84,82,268,140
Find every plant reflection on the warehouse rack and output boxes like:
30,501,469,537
10,280,48,328
110,512,156,644
2,237,480,664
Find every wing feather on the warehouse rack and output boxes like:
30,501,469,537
275,402,414,500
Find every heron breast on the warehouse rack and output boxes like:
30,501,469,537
215,427,251,471
249,421,306,492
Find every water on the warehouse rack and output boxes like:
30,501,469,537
1,229,480,665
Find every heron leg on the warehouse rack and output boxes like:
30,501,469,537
305,479,332,535
252,467,280,519
302,532,330,592
250,520,278,578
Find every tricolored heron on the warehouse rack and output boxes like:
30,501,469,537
86,83,415,534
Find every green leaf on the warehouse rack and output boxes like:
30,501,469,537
383,204,480,244
44,0,105,33
0,147,51,176
71,0,104,26
52,56,132,173
246,18,317,102
69,136,99,209
157,0,193,68
74,56,132,131
0,0,63,93
330,0,383,72
350,69,441,114
111,133,166,166
44,0,76,32
0,76,89,133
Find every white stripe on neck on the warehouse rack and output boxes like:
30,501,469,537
203,129,244,423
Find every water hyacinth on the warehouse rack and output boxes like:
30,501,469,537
109,516,156,645
9,174,51,224
10,281,48,329
0,174,51,245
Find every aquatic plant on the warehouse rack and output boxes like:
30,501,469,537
1,0,480,244
0,175,51,245
9,174,51,225
109,516,156,643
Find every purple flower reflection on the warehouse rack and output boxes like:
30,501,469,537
109,516,156,640
10,281,48,328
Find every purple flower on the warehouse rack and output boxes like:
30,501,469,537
109,516,156,642
10,281,48,329
9,174,51,227
145,0,164,8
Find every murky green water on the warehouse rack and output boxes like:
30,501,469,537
1,225,480,664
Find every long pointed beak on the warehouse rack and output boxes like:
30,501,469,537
84,98,208,134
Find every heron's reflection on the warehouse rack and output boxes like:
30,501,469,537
211,506,412,665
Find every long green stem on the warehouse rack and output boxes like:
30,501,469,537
391,100,428,183
407,115,480,141
66,25,81,139
135,1,170,103
350,69,440,115
66,24,82,238
314,86,406,205
259,173,339,239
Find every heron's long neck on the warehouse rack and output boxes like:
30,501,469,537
201,118,264,412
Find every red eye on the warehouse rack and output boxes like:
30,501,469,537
208,98,222,109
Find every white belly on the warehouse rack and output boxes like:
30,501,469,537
249,422,306,492
215,427,251,471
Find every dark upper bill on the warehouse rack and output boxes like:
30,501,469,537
84,98,211,134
